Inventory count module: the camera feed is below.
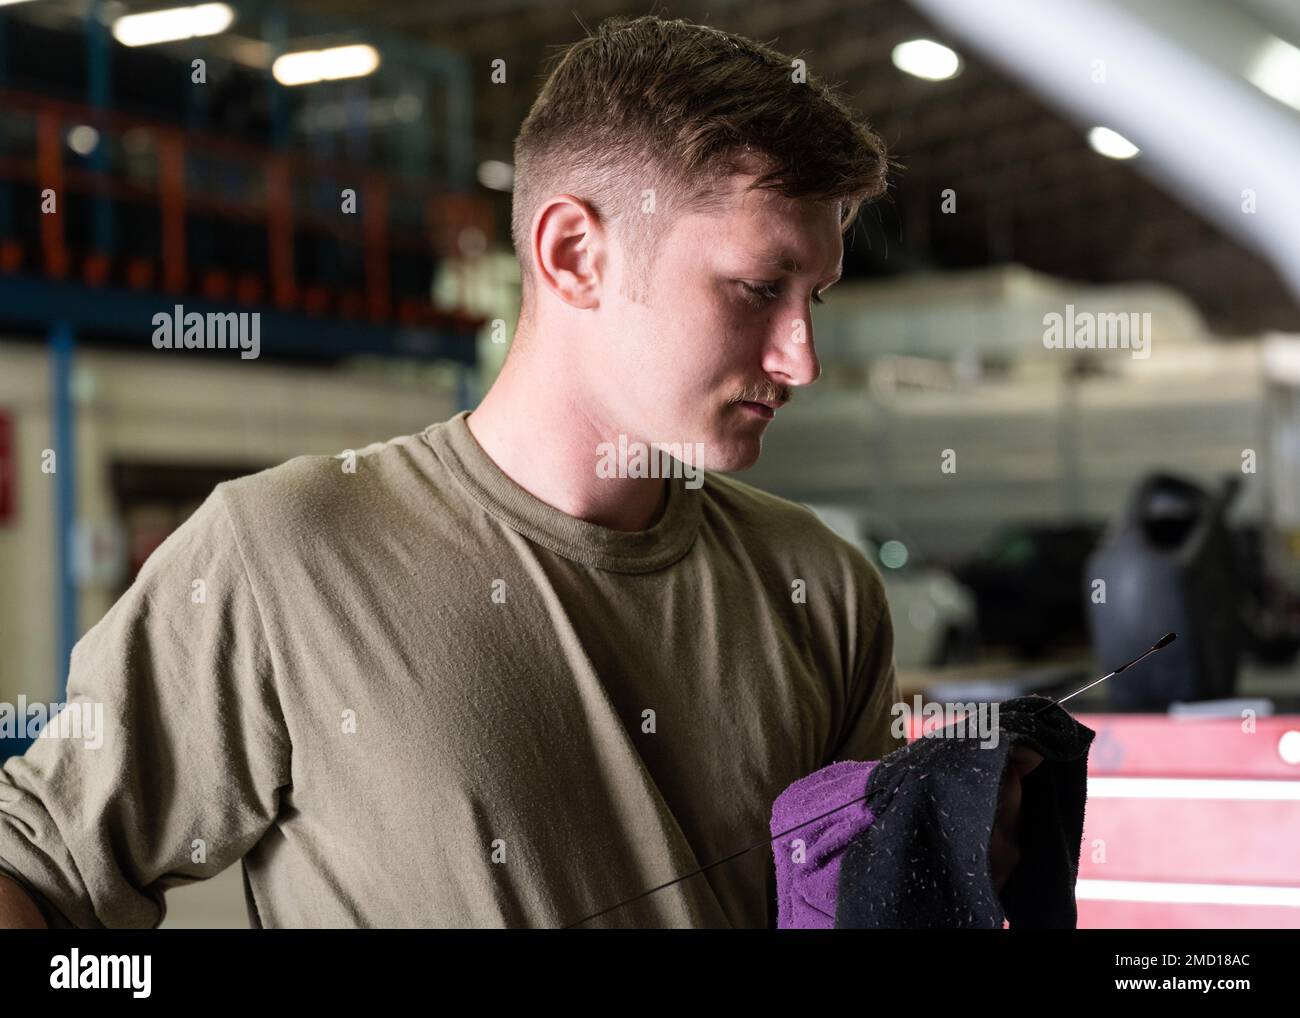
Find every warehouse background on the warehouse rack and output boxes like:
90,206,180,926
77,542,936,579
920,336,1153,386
0,0,1298,928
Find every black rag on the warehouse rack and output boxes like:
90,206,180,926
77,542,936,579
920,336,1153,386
834,695,1095,929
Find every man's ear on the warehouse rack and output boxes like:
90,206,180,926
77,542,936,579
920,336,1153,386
531,194,605,311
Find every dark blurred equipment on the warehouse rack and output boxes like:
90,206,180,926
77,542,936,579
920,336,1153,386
1086,473,1242,709
1231,526,1300,665
955,523,1102,658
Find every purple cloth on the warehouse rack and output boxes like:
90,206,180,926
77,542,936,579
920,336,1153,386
770,759,880,929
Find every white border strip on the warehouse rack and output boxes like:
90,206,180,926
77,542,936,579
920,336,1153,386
1077,879,1300,907
1088,777,1300,801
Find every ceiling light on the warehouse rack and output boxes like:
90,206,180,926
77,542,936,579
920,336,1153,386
891,39,962,81
1088,126,1139,159
112,4,235,47
477,160,514,192
66,125,100,156
272,44,380,86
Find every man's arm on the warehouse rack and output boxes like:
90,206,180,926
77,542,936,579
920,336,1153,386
0,873,48,929
0,485,291,929
823,574,905,767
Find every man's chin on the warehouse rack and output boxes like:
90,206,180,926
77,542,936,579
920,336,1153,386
703,434,764,473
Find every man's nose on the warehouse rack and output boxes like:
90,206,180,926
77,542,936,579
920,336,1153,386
763,315,821,387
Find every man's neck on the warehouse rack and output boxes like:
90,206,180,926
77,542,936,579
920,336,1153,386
465,346,669,533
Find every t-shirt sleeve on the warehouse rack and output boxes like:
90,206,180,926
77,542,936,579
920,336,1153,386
0,484,292,929
823,573,906,766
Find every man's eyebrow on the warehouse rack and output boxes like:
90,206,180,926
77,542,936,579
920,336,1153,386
758,250,801,273
758,250,841,283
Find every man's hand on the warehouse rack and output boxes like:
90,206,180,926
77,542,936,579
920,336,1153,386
0,873,49,928
989,745,1043,895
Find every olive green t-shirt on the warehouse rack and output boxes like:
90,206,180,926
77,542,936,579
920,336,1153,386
0,410,901,928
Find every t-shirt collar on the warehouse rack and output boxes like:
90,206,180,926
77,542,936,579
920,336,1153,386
424,410,702,574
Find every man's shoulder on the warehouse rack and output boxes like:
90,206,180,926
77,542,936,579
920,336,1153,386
702,472,885,590
214,428,436,539
701,469,820,528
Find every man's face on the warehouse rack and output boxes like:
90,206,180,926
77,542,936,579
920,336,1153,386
583,172,842,472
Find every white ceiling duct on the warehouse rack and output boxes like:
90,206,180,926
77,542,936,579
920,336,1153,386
909,0,1300,301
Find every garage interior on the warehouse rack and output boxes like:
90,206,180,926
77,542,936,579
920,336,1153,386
0,0,1298,930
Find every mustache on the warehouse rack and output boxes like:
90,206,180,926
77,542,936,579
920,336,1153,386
727,383,792,406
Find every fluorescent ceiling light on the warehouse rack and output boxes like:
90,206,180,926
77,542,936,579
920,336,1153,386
1088,126,1139,159
112,4,235,47
1247,36,1300,111
891,39,962,81
272,44,380,86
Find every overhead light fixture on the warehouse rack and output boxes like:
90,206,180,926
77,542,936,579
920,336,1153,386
112,3,235,47
891,38,962,81
1088,126,1139,160
1247,36,1300,111
0,1,43,8
272,44,380,86
66,125,100,157
476,160,514,192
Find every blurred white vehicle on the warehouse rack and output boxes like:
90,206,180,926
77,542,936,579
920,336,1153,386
805,503,978,668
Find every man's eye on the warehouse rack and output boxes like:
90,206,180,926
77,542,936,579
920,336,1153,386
739,281,826,306
740,281,780,304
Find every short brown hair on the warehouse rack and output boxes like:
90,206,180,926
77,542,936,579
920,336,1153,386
510,14,890,311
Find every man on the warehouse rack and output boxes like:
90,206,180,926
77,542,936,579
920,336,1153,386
0,14,1032,929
